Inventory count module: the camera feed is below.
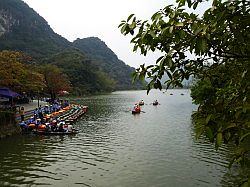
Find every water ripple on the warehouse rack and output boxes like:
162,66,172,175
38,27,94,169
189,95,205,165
0,90,245,186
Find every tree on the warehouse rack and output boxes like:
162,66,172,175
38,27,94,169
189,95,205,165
0,50,45,93
39,64,71,101
119,0,249,90
119,0,250,185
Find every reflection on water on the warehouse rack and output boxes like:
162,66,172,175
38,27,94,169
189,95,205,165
0,89,245,186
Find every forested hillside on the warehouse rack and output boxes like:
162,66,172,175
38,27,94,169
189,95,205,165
0,0,144,94
44,49,116,94
73,37,145,90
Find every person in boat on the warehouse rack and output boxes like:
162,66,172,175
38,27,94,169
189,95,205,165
27,117,34,125
33,108,38,120
67,124,73,132
133,104,138,111
44,105,49,114
133,104,141,112
51,120,57,132
19,121,28,131
139,100,144,105
58,122,65,132
38,107,43,120
35,118,41,129
137,105,141,112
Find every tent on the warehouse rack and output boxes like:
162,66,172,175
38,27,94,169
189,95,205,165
0,87,21,98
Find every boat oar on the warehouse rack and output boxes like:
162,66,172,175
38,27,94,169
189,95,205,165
125,108,132,112
141,111,146,113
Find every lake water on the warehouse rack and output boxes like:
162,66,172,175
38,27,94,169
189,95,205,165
0,89,244,186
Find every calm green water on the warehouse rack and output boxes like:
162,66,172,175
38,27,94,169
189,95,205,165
0,89,243,186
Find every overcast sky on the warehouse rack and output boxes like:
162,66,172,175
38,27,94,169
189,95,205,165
21,0,175,68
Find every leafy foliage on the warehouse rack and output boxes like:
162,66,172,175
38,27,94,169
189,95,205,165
39,64,71,101
44,49,116,95
0,50,45,93
119,0,250,92
120,0,250,183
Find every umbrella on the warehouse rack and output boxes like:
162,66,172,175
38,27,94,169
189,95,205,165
0,87,21,98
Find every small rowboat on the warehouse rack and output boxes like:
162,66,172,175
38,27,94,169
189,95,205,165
153,101,159,105
138,100,144,106
132,110,140,114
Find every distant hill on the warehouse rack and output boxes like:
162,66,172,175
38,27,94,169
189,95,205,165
0,0,145,93
73,37,144,90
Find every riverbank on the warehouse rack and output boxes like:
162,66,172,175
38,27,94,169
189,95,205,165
0,100,48,139
17,99,48,112
15,100,48,122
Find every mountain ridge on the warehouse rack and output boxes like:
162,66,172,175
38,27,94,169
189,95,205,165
0,0,145,93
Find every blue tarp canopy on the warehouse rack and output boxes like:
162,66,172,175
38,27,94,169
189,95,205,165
0,87,21,98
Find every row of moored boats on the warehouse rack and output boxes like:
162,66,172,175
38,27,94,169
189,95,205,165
19,104,88,135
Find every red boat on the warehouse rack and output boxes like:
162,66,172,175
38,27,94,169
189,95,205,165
132,105,141,114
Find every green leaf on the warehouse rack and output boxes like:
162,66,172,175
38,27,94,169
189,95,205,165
190,39,196,52
225,123,236,130
139,73,145,80
241,181,248,187
193,2,198,10
235,110,242,119
129,21,136,29
196,125,205,139
121,23,128,34
156,56,165,64
205,114,212,125
176,22,184,27
201,38,207,53
118,22,125,28
127,14,135,22
205,126,214,142
151,12,162,21
132,72,138,83
133,45,138,52
194,27,203,35
166,71,172,80
228,157,235,168
149,31,156,38
241,70,247,78
157,79,162,90
216,132,223,149
239,132,250,143
169,26,173,33
243,96,247,103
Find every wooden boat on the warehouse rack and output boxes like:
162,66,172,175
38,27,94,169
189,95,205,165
153,101,159,105
33,130,79,135
132,110,140,114
138,100,144,106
